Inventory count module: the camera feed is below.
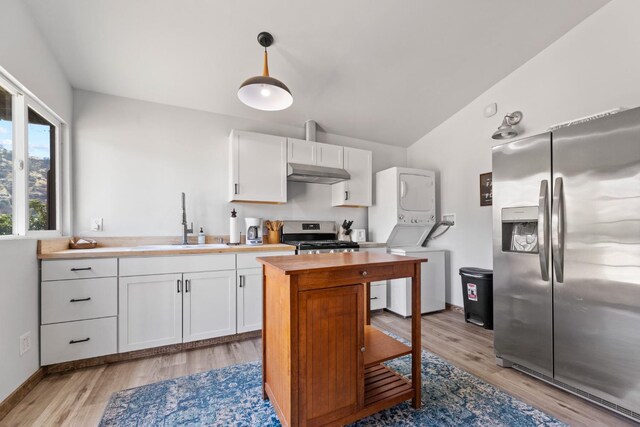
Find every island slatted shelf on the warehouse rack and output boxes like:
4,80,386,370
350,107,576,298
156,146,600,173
258,252,425,427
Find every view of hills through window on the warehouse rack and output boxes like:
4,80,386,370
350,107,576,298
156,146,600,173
0,90,55,234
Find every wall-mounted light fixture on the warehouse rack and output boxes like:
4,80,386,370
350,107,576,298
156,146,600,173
237,32,293,111
492,111,523,140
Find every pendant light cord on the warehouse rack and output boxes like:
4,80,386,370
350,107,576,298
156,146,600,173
262,47,270,77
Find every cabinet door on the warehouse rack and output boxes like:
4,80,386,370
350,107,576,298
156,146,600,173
237,268,263,333
299,285,364,425
229,130,287,203
332,147,372,207
183,270,236,342
287,137,315,165
315,142,343,168
119,274,183,352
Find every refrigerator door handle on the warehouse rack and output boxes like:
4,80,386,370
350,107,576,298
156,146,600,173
537,179,550,281
552,177,565,283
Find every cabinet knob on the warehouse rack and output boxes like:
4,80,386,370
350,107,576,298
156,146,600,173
361,347,365,352
361,271,368,277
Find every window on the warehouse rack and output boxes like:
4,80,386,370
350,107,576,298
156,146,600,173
0,72,62,237
28,108,56,231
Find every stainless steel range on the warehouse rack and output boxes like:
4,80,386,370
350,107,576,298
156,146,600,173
281,221,359,254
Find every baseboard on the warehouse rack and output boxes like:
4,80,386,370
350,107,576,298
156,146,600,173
446,303,464,314
0,368,45,422
44,330,261,374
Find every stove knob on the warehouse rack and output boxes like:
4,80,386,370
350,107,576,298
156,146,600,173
330,249,335,254
315,250,320,254
350,249,356,253
307,250,313,255
343,249,349,253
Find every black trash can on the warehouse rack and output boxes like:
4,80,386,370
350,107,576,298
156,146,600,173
459,267,493,329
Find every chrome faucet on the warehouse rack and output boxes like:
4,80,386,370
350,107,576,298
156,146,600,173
181,192,193,245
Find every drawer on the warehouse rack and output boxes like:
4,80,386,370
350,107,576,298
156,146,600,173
237,251,294,269
42,278,117,324
119,254,235,276
330,264,394,285
370,283,387,311
42,258,117,281
41,317,117,365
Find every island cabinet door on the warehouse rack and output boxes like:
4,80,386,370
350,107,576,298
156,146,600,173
298,284,364,426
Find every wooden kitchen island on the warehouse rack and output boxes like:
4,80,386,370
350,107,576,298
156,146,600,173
258,252,425,427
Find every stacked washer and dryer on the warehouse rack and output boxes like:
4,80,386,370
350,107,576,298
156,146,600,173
368,167,446,315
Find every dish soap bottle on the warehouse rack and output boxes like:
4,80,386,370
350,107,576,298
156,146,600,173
198,227,205,245
229,209,240,244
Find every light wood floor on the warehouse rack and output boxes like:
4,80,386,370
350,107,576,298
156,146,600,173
1,310,634,426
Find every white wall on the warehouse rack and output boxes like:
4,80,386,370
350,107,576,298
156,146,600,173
72,90,406,237
407,0,640,306
0,0,72,402
0,240,39,402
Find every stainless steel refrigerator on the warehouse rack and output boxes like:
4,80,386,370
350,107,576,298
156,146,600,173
492,107,640,420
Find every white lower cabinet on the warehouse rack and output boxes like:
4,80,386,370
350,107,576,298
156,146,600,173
183,270,236,342
119,270,237,352
119,273,183,352
237,268,263,333
40,258,119,365
41,317,117,365
370,282,387,310
42,250,296,362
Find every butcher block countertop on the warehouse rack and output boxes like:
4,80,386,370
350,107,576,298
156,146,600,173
38,237,295,260
257,251,426,275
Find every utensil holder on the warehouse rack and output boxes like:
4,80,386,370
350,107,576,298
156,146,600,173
267,230,280,244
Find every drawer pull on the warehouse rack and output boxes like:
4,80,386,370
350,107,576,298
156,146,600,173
69,337,90,344
370,296,379,300
70,267,92,272
70,297,92,303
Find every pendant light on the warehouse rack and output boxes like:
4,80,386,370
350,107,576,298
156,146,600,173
237,32,293,111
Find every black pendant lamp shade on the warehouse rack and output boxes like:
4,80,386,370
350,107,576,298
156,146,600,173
238,32,293,111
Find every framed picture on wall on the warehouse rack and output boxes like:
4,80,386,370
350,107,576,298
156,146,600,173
480,172,492,206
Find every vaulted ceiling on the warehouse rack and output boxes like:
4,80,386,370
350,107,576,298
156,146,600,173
25,0,609,146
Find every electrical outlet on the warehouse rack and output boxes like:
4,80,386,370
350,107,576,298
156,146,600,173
20,331,31,356
90,217,103,231
442,213,456,226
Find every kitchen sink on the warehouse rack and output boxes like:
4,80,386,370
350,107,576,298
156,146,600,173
132,244,229,251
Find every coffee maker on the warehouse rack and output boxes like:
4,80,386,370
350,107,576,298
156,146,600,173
245,217,263,245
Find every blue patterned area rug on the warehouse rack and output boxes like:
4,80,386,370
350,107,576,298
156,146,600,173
100,344,566,427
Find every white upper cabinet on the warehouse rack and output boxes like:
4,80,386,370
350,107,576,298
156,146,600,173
229,130,287,203
288,138,316,165
287,138,344,169
332,147,372,207
315,142,343,169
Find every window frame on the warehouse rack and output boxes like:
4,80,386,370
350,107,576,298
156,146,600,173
0,71,64,239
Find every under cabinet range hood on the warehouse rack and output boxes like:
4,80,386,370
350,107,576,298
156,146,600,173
287,163,350,184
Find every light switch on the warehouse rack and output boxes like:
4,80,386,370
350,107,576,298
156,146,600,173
90,217,103,231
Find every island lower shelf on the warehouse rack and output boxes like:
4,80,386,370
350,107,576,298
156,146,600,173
364,364,414,407
364,325,411,367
